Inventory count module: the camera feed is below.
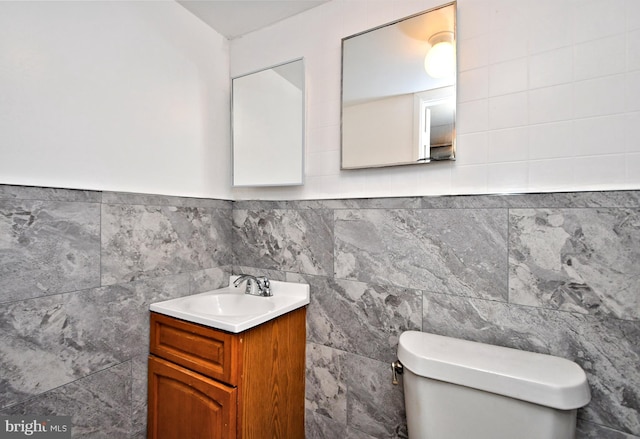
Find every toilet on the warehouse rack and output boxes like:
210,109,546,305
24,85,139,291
396,331,591,439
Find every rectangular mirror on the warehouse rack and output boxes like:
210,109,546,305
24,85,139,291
341,2,456,169
232,58,305,186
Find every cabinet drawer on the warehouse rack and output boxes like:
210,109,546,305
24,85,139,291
150,312,240,385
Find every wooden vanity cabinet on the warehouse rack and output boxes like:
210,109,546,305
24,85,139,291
147,308,306,439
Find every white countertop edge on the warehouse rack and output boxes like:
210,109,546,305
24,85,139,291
150,298,309,333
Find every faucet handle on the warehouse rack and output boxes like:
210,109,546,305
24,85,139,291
256,276,272,296
233,274,271,296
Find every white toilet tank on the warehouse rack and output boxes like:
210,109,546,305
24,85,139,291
397,331,591,439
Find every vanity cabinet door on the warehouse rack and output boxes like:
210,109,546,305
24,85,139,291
148,355,237,439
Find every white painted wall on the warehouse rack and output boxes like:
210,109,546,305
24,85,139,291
230,0,640,200
0,1,232,199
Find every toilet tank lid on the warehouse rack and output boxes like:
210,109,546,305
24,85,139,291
397,331,591,410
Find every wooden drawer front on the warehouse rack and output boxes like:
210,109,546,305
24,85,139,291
150,312,239,385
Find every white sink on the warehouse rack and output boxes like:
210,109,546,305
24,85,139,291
149,276,310,333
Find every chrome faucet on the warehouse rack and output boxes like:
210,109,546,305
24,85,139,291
233,274,272,297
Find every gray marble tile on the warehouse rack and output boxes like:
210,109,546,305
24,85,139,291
577,419,640,439
0,274,189,409
509,208,640,320
232,191,640,211
130,431,147,439
293,274,421,363
0,185,101,202
131,355,147,437
305,409,348,439
189,266,231,294
232,209,334,276
101,191,231,209
234,197,423,211
1,361,132,438
305,342,347,424
346,427,380,439
422,293,640,436
420,191,640,209
345,353,407,439
335,209,508,301
101,204,232,285
235,265,288,282
0,200,101,303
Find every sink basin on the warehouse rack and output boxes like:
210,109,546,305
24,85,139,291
149,276,310,333
182,294,276,317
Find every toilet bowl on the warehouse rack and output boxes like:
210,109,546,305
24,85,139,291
396,331,591,439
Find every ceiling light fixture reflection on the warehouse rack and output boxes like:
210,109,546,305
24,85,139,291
424,31,455,79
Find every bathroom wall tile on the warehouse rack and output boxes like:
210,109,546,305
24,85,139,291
456,132,488,165
305,409,348,439
577,419,640,439
457,99,489,134
298,275,421,363
131,431,146,439
627,154,640,184
529,121,574,160
487,161,529,193
305,342,347,424
234,265,288,282
307,150,341,177
1,361,132,438
489,58,528,97
458,67,489,102
627,113,640,153
574,75,626,119
131,354,148,437
574,35,625,81
628,30,640,72
480,191,640,209
488,126,529,163
571,0,625,44
529,47,573,90
488,23,528,64
625,71,640,113
450,164,489,194
456,0,489,40
422,293,640,436
344,353,407,439
0,274,189,409
457,34,489,72
488,92,528,130
101,191,232,209
0,184,101,203
189,266,231,294
574,155,628,188
334,209,508,301
628,0,640,32
101,204,232,285
346,426,379,439
529,84,573,125
509,208,640,320
528,158,575,192
528,1,571,55
0,199,100,303
232,209,333,276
